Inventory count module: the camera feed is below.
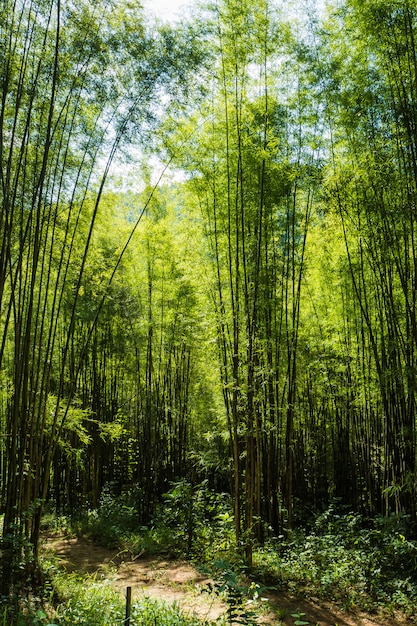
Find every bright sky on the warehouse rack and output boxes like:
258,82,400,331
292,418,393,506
143,0,327,23
143,0,194,22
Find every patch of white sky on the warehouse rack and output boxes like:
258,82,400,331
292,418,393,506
142,0,193,23
108,0,329,192
143,0,327,23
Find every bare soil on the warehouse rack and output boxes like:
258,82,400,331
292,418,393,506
43,535,412,625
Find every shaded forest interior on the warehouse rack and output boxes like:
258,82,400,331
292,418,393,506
2,0,417,606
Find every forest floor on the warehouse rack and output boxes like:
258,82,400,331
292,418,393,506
43,535,411,626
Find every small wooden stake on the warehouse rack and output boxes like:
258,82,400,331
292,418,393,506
125,586,132,626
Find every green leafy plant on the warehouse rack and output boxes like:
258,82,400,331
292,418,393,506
151,480,234,560
254,508,417,615
73,484,144,549
209,560,266,625
290,610,310,626
27,609,58,626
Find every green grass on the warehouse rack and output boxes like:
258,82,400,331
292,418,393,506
1,572,216,625
51,573,207,625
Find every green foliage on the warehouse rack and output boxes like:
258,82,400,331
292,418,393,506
0,0,209,595
130,597,203,625
5,0,417,613
74,484,143,549
2,580,211,626
51,573,124,625
209,560,262,625
290,610,310,626
153,480,234,559
254,508,417,615
73,481,234,561
47,571,208,626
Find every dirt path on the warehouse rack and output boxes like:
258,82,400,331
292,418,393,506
44,535,225,622
43,536,411,625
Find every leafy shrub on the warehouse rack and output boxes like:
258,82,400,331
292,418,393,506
152,479,234,560
254,507,417,615
70,480,235,562
73,484,143,548
208,559,265,625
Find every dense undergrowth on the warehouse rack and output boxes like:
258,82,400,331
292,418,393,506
4,483,417,624
70,480,236,561
2,580,207,626
256,505,417,616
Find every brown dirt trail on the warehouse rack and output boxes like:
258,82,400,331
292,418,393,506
43,536,412,625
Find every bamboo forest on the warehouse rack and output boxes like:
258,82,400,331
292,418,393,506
3,0,417,624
